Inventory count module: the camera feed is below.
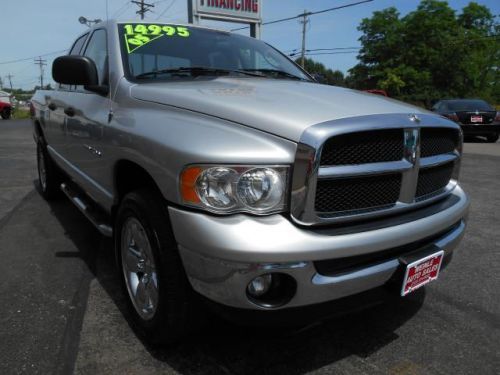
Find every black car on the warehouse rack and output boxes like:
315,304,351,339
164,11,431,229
432,99,500,142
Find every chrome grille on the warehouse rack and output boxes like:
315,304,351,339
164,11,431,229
315,174,401,213
290,114,462,226
420,128,460,157
416,162,455,199
320,129,404,166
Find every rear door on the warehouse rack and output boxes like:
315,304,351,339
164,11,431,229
44,33,88,157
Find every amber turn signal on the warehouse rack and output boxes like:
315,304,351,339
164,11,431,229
180,166,202,203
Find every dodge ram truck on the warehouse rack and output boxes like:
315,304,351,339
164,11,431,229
31,20,469,343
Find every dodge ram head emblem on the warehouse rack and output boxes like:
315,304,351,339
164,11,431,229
409,114,421,123
404,128,420,164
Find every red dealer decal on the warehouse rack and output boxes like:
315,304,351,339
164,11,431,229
401,251,444,296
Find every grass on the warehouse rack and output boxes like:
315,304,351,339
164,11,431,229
12,108,31,120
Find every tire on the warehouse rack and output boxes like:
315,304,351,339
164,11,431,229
115,188,199,345
1,108,11,120
37,141,61,200
486,134,499,143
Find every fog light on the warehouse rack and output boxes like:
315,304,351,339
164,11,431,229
247,274,273,297
246,273,297,308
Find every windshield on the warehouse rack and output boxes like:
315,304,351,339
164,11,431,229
445,100,493,112
118,23,310,81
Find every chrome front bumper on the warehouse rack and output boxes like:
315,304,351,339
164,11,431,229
169,186,469,310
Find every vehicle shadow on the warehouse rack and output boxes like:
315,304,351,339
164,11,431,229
43,182,425,375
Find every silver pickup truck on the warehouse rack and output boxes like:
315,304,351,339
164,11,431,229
31,20,469,343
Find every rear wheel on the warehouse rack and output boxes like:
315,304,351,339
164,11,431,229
1,107,11,120
115,188,199,344
486,134,499,143
37,141,61,200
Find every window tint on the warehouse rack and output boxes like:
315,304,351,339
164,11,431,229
447,100,493,112
83,29,108,85
118,24,309,81
128,54,190,76
69,34,88,55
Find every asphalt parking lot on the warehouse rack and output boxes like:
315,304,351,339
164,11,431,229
0,119,499,375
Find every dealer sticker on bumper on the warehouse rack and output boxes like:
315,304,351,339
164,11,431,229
401,250,444,296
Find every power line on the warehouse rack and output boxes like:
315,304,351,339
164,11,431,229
231,0,374,31
299,10,309,68
304,51,359,56
156,0,177,20
34,57,47,89
0,50,67,65
112,0,131,18
6,74,14,91
132,0,155,20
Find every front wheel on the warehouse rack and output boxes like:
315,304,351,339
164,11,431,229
115,188,199,344
486,134,499,143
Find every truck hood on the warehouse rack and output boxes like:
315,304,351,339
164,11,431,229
131,78,428,142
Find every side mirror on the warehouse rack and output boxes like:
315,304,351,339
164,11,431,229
52,56,108,95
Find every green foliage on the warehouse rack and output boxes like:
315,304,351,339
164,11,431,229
347,0,500,107
296,57,346,86
12,108,31,120
5,88,35,102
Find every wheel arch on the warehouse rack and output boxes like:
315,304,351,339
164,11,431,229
112,159,166,216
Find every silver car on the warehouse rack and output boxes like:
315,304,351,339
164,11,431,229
31,20,469,343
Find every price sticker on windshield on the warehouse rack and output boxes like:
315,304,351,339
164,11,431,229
122,24,190,54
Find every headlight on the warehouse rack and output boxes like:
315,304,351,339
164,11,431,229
196,167,238,210
237,168,284,211
180,165,288,214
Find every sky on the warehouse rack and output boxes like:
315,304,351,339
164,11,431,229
1,0,499,90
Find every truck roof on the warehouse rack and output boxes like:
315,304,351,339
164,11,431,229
77,19,234,39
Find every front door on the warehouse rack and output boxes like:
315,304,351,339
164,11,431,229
62,28,113,205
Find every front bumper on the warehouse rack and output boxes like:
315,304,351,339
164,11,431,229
169,186,469,310
461,123,500,136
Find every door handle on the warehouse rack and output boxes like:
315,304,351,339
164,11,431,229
64,107,75,117
48,103,56,111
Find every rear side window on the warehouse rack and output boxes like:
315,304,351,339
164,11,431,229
83,29,108,85
69,34,88,55
447,100,493,112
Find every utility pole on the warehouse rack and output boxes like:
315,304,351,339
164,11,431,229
34,57,47,89
0,77,3,89
132,0,154,20
299,10,310,68
6,74,14,91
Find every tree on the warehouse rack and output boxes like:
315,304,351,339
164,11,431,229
296,57,346,86
347,0,500,106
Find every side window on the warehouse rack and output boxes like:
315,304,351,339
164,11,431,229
83,29,108,85
69,34,88,56
61,34,88,90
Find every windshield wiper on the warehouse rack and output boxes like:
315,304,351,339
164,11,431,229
135,66,265,79
241,68,307,81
